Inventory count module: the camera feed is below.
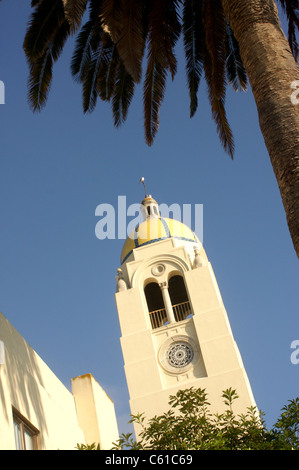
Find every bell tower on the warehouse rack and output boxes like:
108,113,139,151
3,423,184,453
115,189,256,437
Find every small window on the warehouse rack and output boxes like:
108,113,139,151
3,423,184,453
144,282,167,329
13,408,39,450
168,275,192,322
144,282,164,313
168,275,189,305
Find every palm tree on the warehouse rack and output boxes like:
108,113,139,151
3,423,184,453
23,0,299,256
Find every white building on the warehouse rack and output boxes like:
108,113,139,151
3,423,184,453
115,194,257,438
0,312,119,450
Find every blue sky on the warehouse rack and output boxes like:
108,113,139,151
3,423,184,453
0,2,298,436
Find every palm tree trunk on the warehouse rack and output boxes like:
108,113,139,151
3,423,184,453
222,0,299,257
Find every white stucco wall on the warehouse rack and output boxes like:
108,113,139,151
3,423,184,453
72,374,119,450
0,312,119,450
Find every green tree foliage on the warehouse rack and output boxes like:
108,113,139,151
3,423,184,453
111,388,299,450
273,398,299,449
76,442,101,450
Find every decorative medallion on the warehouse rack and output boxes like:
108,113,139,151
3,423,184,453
158,335,198,374
166,341,194,368
151,264,166,277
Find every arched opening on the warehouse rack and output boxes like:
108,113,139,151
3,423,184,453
144,282,167,329
168,275,192,322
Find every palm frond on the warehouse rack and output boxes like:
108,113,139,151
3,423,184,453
143,56,167,145
71,0,104,82
28,46,53,111
97,40,119,101
23,0,68,61
71,0,121,107
26,15,70,111
277,0,299,60
204,44,234,158
82,34,107,113
225,22,247,92
210,92,234,158
143,0,181,144
62,0,89,33
203,0,226,100
71,18,102,82
101,0,123,43
112,60,135,126
147,0,181,77
112,0,145,83
183,0,205,117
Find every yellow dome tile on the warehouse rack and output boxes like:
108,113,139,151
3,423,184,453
121,217,198,264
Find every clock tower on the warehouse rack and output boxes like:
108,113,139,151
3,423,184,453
115,192,256,437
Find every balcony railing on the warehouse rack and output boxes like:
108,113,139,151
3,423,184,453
149,301,192,330
149,307,167,329
173,301,192,322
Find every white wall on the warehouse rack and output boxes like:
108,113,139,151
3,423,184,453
0,312,118,450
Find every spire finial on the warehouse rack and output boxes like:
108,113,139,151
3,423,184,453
139,177,148,197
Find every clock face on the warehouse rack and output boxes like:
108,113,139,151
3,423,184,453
158,335,198,374
166,341,194,368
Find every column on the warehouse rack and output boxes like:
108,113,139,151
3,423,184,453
159,282,176,324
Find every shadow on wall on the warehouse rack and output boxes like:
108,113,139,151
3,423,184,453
0,312,49,448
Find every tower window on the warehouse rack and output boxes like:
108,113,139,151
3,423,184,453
144,282,167,329
145,276,193,330
168,275,192,322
